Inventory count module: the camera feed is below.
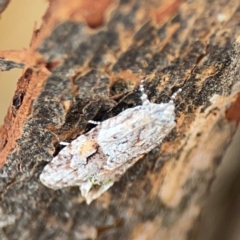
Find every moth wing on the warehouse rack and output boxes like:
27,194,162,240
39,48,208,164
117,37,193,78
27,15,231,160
40,135,98,189
98,106,146,141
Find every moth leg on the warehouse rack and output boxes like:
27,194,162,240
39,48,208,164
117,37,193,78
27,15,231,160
81,181,114,205
59,141,70,146
80,181,93,200
88,120,101,125
139,79,150,105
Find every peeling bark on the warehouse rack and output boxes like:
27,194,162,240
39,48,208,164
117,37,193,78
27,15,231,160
0,0,240,239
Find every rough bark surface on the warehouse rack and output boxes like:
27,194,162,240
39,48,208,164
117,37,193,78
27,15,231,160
0,0,240,239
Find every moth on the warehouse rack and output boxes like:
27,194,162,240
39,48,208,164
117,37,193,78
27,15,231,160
40,80,181,204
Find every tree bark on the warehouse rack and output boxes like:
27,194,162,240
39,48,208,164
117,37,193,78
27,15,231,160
0,0,240,239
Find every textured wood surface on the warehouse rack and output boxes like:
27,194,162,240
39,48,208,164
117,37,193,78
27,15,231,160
0,0,240,239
